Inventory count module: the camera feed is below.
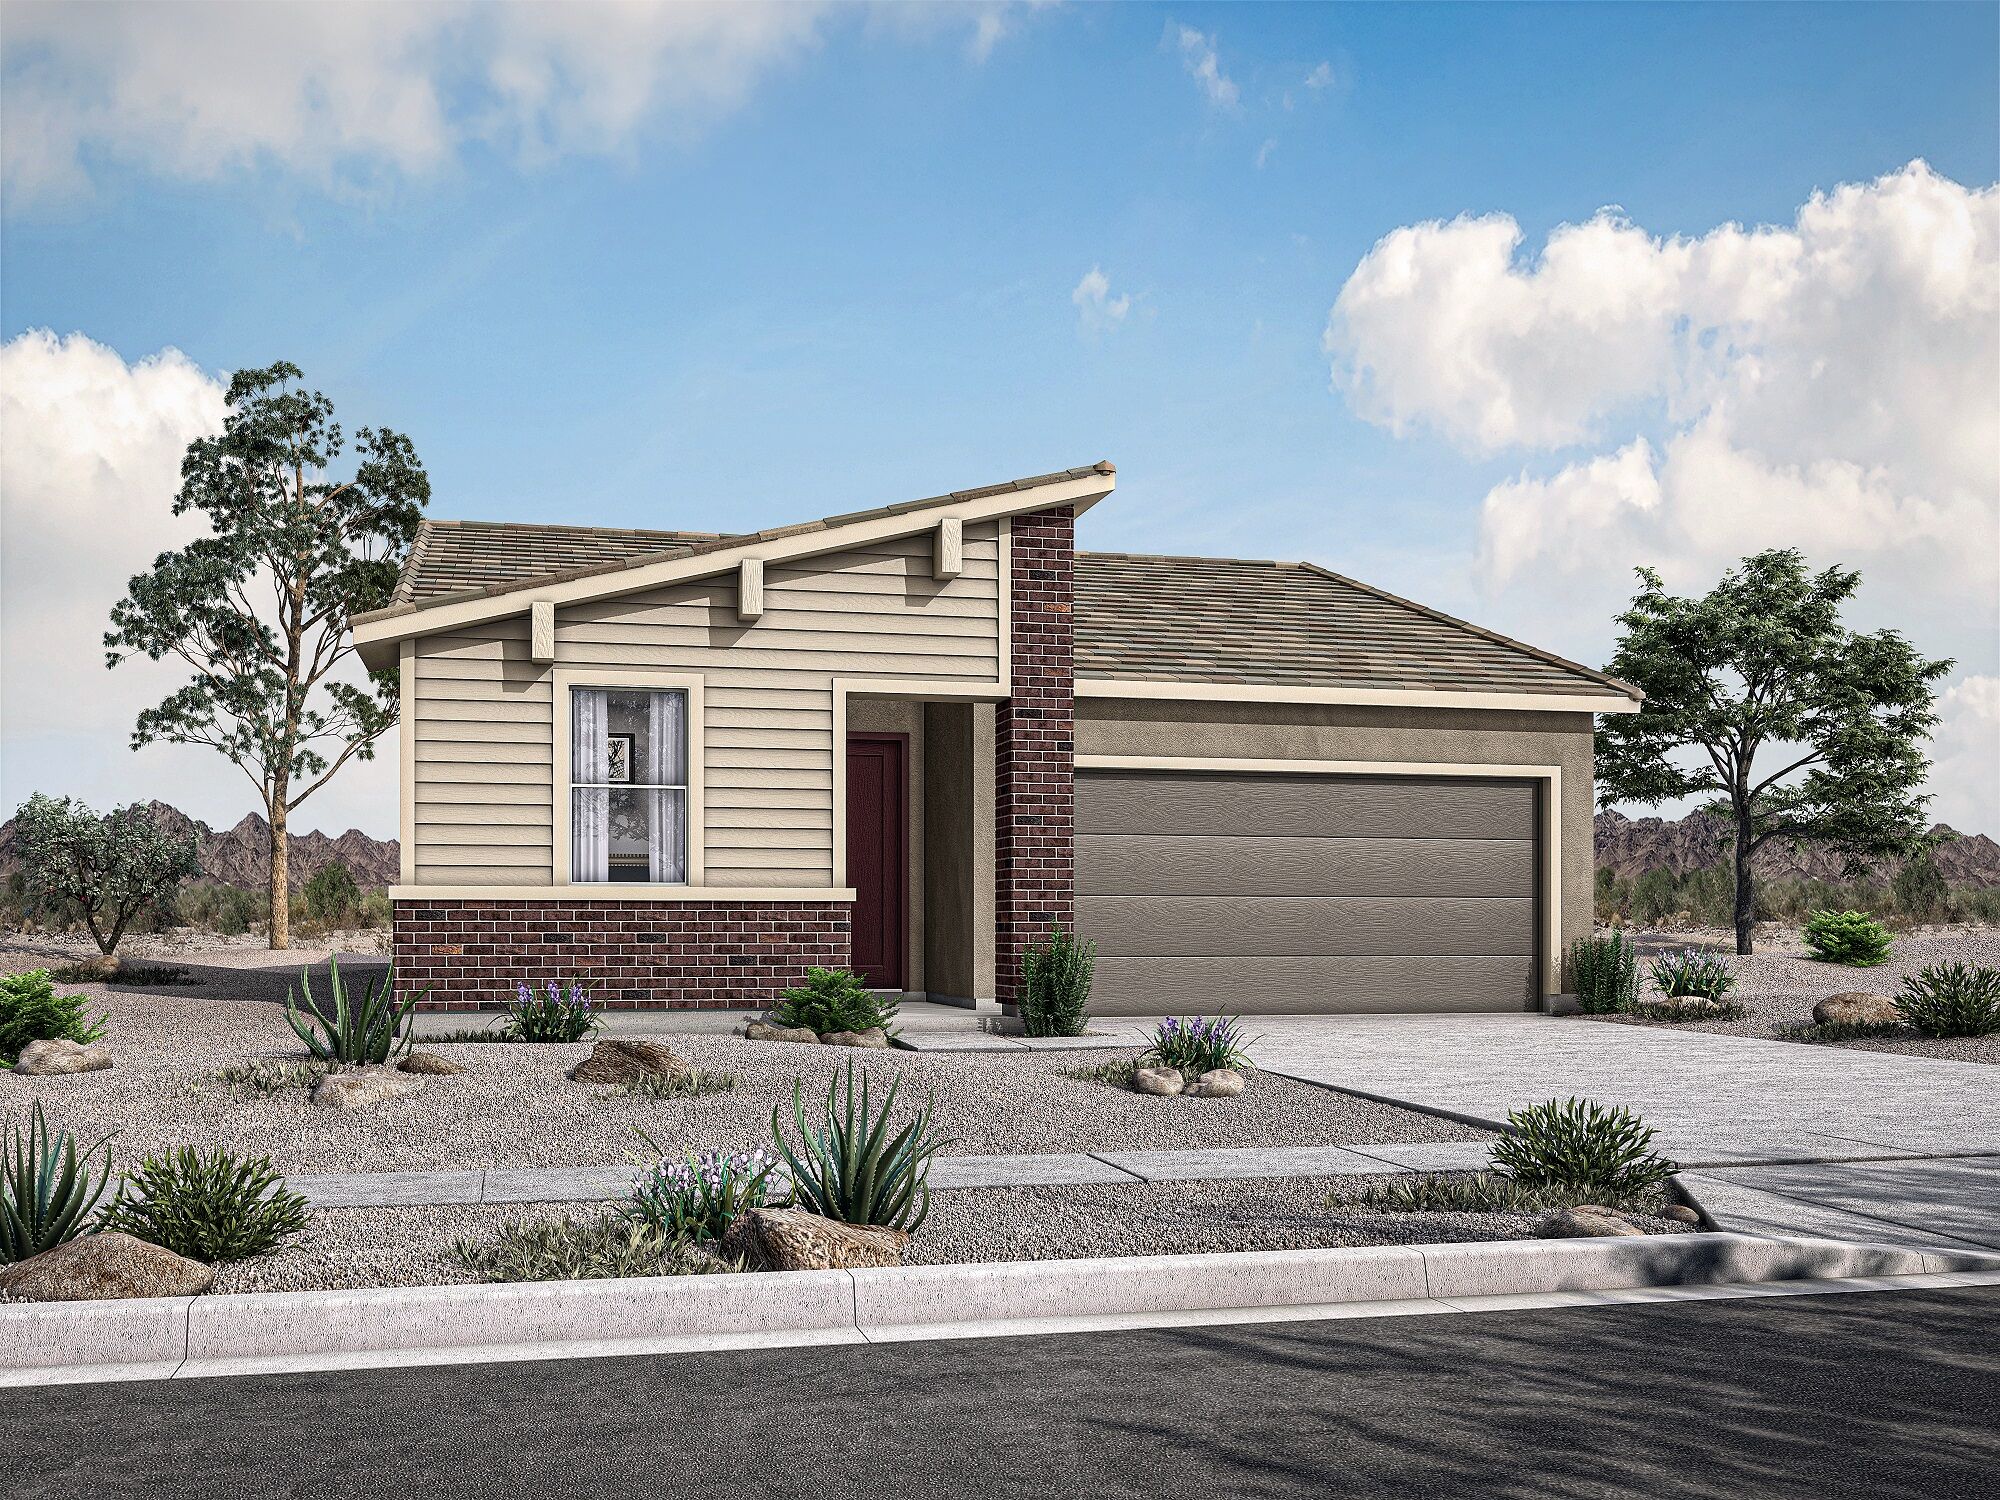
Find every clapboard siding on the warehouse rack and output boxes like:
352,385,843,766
407,522,1001,887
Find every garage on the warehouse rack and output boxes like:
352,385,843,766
1075,768,1543,1015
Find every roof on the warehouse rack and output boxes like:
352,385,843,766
1075,552,1640,701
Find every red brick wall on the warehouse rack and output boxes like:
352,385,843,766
995,505,1076,1005
392,900,850,1010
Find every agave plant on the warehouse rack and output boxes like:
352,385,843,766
771,1061,949,1232
2,1102,117,1265
285,958,421,1065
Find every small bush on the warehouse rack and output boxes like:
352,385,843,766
1895,962,2000,1038
1059,1057,1137,1089
285,958,417,1065
627,1141,774,1244
773,967,897,1037
2,1103,116,1264
216,1059,331,1093
772,1061,948,1231
1568,932,1639,1014
1629,997,1744,1023
98,1147,309,1263
1490,1097,1676,1197
1327,1171,1662,1216
1647,949,1736,1001
302,861,362,928
175,883,263,936
0,969,107,1064
1891,856,1950,924
1020,925,1095,1038
1802,909,1893,967
503,979,599,1043
453,1213,731,1283
1146,1015,1253,1077
1773,1019,1909,1045
422,1027,516,1044
615,1068,736,1100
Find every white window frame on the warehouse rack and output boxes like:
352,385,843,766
552,666,706,887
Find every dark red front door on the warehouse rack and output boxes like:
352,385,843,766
845,734,907,991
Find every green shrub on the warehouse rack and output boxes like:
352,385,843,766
1629,997,1744,1022
1628,867,1685,924
1327,1171,1663,1216
771,1061,948,1231
1891,856,1950,924
453,1213,731,1283
1773,1019,1908,1045
285,958,418,1064
176,882,263,936
1802,909,1893,966
1059,1057,1137,1089
1647,949,1736,1001
626,1140,774,1244
773,967,897,1036
1490,1098,1676,1197
1,1103,116,1264
614,1068,735,1100
1020,925,1095,1038
0,969,107,1064
1895,962,2000,1038
216,1059,330,1093
302,861,362,928
98,1147,309,1263
1567,932,1639,1014
502,979,599,1042
1146,1015,1254,1076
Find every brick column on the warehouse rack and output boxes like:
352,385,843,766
995,505,1076,1006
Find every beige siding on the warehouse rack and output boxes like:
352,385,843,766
408,523,1001,887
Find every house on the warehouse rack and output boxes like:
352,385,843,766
352,464,1642,1015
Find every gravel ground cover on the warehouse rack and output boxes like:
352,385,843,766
1592,925,2000,1064
0,986,1486,1177
0,927,391,968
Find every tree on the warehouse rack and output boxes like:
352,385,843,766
105,363,427,949
1595,550,1951,955
12,794,200,955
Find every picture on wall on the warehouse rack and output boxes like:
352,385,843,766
606,733,634,784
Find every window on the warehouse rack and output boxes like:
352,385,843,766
570,688,688,883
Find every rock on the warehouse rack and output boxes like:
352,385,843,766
821,1028,889,1049
1131,1065,1186,1097
720,1207,909,1272
1536,1207,1647,1239
12,1039,113,1075
1813,991,1900,1027
398,1051,465,1076
1661,1204,1702,1224
743,1021,820,1045
66,956,122,981
310,1068,423,1109
0,1232,213,1301
568,1038,689,1084
1185,1067,1245,1098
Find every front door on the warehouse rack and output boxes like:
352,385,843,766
845,734,908,991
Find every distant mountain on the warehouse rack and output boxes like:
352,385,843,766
0,801,399,891
1594,809,2000,889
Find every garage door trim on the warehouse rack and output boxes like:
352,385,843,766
1076,754,1563,1005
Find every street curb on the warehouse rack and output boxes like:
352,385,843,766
3,1232,1993,1386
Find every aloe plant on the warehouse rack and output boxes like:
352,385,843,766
771,1061,949,1231
285,958,421,1065
2,1102,117,1264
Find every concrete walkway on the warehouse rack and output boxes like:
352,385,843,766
1678,1158,2000,1253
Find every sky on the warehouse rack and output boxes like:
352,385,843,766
2,0,1996,840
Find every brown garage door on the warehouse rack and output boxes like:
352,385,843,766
1075,769,1540,1015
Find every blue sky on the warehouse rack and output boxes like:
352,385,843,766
3,2,1996,836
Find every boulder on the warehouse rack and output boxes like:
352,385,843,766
12,1039,113,1076
1131,1065,1186,1097
568,1038,689,1085
1536,1206,1647,1239
1185,1067,1245,1099
821,1028,889,1049
398,1051,466,1076
1661,1204,1703,1225
1813,991,1900,1028
310,1068,422,1109
721,1207,909,1272
0,1232,213,1301
743,1021,820,1045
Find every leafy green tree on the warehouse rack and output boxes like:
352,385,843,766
1596,551,1950,955
105,363,426,949
12,794,199,955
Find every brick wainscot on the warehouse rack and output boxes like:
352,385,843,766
393,900,852,1010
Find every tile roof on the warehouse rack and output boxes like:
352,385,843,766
1074,552,1639,700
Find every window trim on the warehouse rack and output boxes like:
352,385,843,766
552,666,706,888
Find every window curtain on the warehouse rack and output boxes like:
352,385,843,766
571,688,610,882
646,690,688,883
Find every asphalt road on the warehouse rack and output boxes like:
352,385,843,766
5,1287,1994,1500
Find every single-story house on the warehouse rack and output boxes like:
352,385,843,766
353,463,1641,1015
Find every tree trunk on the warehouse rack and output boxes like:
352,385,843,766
269,794,290,950
1732,804,1755,956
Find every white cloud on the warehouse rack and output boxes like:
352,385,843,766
1255,138,1277,170
1930,676,2000,834
0,332,396,835
1169,23,1238,110
1306,61,1334,90
1071,265,1132,334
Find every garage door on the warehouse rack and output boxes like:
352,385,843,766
1076,769,1540,1015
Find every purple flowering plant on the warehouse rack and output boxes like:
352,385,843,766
1145,1014,1254,1077
502,978,600,1043
627,1135,776,1243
